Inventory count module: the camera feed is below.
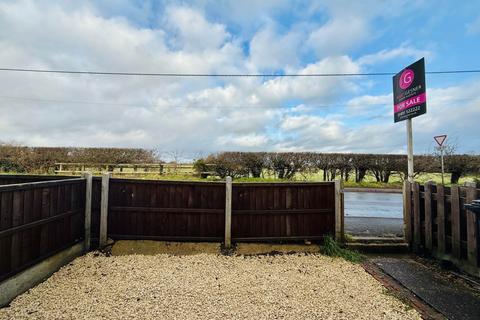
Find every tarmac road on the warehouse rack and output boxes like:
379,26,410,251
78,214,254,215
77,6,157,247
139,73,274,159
344,191,404,237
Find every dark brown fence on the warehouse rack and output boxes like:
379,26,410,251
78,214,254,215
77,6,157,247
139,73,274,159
231,183,335,241
106,179,226,241
0,174,75,186
0,175,338,253
405,182,479,272
102,178,336,242
0,178,85,281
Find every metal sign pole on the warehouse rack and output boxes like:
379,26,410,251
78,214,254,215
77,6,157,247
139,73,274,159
406,118,414,183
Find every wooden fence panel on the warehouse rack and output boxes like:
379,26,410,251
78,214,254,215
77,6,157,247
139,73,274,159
231,183,335,241
107,179,226,241
0,179,85,281
407,182,480,274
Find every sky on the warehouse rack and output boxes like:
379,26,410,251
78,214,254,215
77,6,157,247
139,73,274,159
0,0,479,160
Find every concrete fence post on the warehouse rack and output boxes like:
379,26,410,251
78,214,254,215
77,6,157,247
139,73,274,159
225,176,232,248
82,172,93,252
334,180,343,242
99,173,110,248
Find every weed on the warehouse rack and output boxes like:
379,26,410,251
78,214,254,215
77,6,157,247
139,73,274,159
320,236,364,263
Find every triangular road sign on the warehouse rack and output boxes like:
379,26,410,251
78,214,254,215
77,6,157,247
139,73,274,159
434,135,447,146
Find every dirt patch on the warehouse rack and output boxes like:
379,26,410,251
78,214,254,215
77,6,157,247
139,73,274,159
1,253,420,319
234,243,321,255
111,240,220,256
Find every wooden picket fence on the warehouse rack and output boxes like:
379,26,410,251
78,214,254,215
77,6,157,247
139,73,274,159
404,181,479,274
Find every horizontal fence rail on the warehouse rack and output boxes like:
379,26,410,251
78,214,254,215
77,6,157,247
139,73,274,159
0,178,86,281
405,181,479,274
0,175,75,186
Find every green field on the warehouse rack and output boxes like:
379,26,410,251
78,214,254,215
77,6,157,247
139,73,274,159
101,171,479,188
2,170,478,188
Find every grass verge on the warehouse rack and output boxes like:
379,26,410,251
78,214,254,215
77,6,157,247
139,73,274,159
321,236,364,263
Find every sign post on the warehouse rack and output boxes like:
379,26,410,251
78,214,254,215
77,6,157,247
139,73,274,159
434,135,447,185
406,119,414,182
393,58,427,183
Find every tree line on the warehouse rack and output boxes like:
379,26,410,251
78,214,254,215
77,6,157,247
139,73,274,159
195,152,480,184
2,144,478,184
0,144,158,174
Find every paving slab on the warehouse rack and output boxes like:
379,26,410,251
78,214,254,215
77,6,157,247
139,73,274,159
372,257,480,320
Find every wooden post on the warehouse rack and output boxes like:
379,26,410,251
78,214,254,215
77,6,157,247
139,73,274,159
451,185,461,259
224,176,232,248
424,181,433,251
82,172,93,252
412,182,421,251
99,173,110,248
403,180,412,243
465,182,478,267
436,184,446,255
334,180,343,242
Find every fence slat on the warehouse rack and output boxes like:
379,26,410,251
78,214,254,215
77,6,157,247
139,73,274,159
10,191,23,270
465,185,478,267
450,186,461,259
424,182,433,251
436,184,446,255
413,182,421,250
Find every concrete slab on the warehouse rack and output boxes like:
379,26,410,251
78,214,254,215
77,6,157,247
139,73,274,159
372,257,480,320
0,242,84,307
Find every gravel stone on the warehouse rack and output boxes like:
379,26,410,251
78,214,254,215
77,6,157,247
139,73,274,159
0,253,421,319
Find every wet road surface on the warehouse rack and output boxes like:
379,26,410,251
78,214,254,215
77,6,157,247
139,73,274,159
344,191,404,237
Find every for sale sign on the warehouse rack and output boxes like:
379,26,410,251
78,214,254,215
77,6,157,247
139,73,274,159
393,58,426,122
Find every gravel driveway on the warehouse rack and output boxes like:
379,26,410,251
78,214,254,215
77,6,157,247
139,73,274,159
0,253,420,319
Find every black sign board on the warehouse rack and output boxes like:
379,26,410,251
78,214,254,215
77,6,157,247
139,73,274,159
392,58,426,122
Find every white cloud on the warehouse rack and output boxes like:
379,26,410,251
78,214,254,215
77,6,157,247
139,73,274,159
347,94,392,108
308,16,370,56
0,0,478,157
164,6,230,52
248,26,302,71
358,46,431,66
276,81,480,154
258,56,361,103
216,134,270,149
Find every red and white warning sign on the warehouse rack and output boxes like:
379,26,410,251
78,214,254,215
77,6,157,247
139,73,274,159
434,134,447,147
